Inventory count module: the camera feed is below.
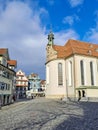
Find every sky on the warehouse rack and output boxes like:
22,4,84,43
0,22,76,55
0,0,98,79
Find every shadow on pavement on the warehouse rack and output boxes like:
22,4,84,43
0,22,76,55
54,101,98,130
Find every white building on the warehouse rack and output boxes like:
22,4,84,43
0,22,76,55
0,48,17,105
45,32,98,101
16,70,28,99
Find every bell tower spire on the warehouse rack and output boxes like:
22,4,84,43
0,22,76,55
47,29,54,45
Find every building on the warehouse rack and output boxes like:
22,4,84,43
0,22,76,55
40,80,46,92
26,73,41,98
45,31,98,101
28,73,41,92
16,70,28,99
0,48,17,106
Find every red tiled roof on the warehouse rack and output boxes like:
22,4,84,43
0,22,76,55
0,48,8,55
31,73,38,77
7,60,17,67
40,80,46,84
52,39,98,58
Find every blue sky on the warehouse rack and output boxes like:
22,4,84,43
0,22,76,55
0,0,98,79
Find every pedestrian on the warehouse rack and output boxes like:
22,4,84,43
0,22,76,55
77,91,81,102
78,97,81,102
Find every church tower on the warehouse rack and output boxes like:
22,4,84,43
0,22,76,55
47,31,54,45
46,31,57,62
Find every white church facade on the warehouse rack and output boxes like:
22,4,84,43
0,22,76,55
45,32,98,101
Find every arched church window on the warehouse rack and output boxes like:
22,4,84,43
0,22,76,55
58,63,63,85
68,61,72,86
80,60,84,85
90,61,94,85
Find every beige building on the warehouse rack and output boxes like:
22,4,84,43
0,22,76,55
16,70,28,99
45,32,98,101
0,48,17,105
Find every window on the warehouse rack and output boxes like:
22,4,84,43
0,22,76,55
34,84,36,87
68,61,72,86
90,62,94,85
16,87,18,91
80,60,84,85
20,87,23,91
58,63,63,85
8,84,10,90
2,58,7,66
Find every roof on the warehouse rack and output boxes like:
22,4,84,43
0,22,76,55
40,80,46,84
0,48,7,54
7,60,17,67
31,73,38,77
16,70,25,76
52,39,98,58
0,48,10,59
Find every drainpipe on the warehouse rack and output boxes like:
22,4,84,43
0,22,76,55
73,55,76,101
65,59,68,101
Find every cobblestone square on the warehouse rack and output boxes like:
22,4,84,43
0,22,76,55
0,98,98,130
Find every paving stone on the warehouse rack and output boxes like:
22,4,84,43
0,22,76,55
0,98,98,130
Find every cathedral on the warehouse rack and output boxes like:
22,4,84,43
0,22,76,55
45,31,98,101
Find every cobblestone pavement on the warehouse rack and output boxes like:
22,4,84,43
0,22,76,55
0,98,98,130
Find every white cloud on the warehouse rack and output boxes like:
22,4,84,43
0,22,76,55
63,15,79,25
83,10,98,44
63,16,74,25
0,1,47,78
68,0,84,7
54,29,79,45
84,28,98,44
0,0,79,79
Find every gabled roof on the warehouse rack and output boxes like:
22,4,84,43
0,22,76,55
7,60,17,67
16,70,25,76
52,39,98,58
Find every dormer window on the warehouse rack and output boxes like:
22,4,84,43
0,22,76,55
89,44,93,48
88,50,92,55
95,48,98,52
